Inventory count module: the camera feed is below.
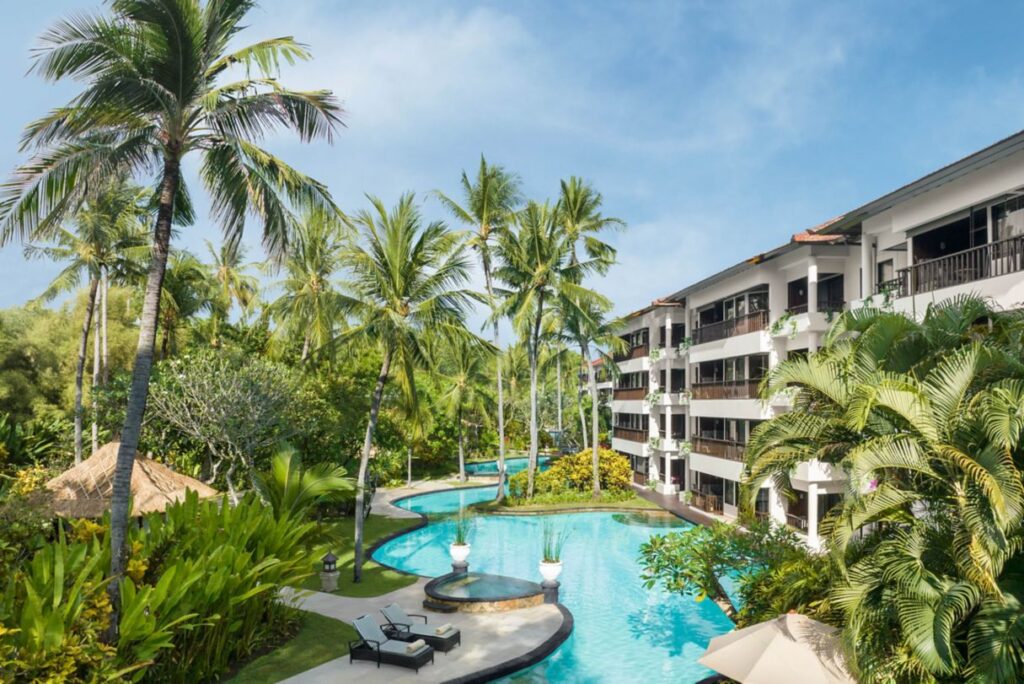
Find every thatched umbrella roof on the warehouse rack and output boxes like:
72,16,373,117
37,441,219,518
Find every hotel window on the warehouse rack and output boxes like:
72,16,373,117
723,479,737,506
992,197,1024,240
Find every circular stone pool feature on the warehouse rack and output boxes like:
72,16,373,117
425,572,545,613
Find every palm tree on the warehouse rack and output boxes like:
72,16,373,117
206,239,258,347
252,445,354,521
496,201,599,496
158,251,214,358
339,193,474,582
24,182,149,462
268,207,347,363
559,295,624,496
438,336,494,482
0,0,342,636
556,176,624,270
745,298,1024,680
436,158,521,501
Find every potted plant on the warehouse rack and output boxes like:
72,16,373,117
678,440,692,455
540,522,571,582
679,489,693,505
649,347,662,361
449,513,473,564
676,337,693,355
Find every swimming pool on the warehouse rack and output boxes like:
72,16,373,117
464,456,551,475
373,485,733,682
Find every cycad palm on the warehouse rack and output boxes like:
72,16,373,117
436,157,521,500
339,193,474,581
24,182,149,463
268,207,347,363
0,0,342,634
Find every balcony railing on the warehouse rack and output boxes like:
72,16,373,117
787,300,844,315
692,310,769,345
692,436,746,461
876,235,1024,298
786,513,808,532
690,490,723,514
613,427,647,443
614,343,649,362
691,379,760,400
612,387,647,400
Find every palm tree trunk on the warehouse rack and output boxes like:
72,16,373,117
483,261,507,503
578,344,589,450
556,351,563,437
101,266,109,384
407,443,413,487
584,340,601,497
354,347,392,583
457,404,466,482
106,157,180,642
301,331,311,363
91,307,100,454
527,294,544,498
74,279,99,464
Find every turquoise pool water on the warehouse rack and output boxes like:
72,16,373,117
465,456,551,475
373,485,733,682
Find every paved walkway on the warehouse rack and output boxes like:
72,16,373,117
281,583,565,683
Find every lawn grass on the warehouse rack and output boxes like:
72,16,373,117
299,514,421,597
224,612,356,684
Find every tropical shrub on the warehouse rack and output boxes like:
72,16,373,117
508,448,631,500
253,445,354,520
0,492,316,682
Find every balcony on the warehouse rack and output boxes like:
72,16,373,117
613,387,647,400
786,513,808,532
613,427,647,443
785,300,845,316
876,235,1024,298
690,490,723,514
692,436,746,461
614,343,649,362
692,310,769,345
691,379,760,400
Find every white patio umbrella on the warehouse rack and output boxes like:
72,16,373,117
698,612,855,684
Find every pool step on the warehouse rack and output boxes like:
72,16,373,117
422,599,458,614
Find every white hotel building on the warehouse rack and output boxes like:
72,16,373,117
611,130,1024,548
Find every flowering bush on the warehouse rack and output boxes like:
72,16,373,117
508,449,632,500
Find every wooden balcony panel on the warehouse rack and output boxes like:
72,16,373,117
613,427,647,443
691,380,760,400
692,436,746,461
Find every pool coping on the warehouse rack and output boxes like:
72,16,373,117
424,571,546,604
440,603,574,684
368,484,575,683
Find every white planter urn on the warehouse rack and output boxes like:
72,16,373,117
539,560,563,583
449,543,471,564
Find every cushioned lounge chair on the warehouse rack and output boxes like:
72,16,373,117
349,614,435,672
381,602,462,653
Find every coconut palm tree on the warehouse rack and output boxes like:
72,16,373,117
268,207,347,363
495,201,601,496
559,295,624,496
556,175,623,274
436,158,521,501
0,0,342,635
24,182,149,462
339,193,474,582
438,336,494,482
206,239,258,347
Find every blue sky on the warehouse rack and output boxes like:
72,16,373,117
3,0,1024,326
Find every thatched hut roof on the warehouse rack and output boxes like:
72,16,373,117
37,441,219,518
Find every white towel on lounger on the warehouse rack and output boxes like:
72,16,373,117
406,638,426,653
434,623,453,635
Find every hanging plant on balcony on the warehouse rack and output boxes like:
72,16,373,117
676,337,693,354
678,440,692,455
649,347,662,361
677,389,692,401
645,390,664,405
648,436,662,450
769,311,797,338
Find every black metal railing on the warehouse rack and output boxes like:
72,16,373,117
876,235,1024,298
692,310,769,345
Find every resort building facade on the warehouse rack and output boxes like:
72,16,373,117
611,130,1024,549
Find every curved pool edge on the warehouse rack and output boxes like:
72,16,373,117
440,603,575,684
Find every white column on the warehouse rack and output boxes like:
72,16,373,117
807,482,820,549
664,409,673,488
807,256,819,314
860,233,874,299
